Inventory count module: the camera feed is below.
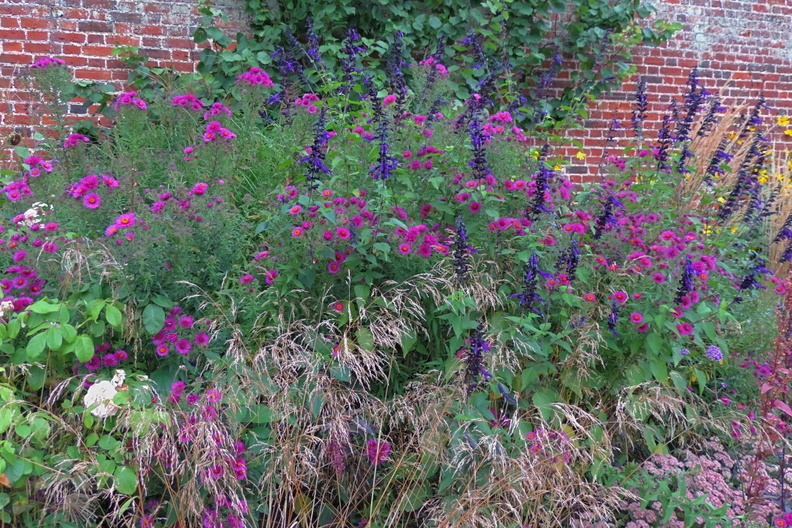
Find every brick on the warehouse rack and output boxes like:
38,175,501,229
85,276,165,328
78,21,114,33
25,31,49,41
82,45,115,56
110,12,143,24
1,18,20,28
0,29,25,40
82,0,117,8
2,42,23,53
0,54,33,64
75,69,112,80
23,42,55,54
52,32,87,44
20,17,49,29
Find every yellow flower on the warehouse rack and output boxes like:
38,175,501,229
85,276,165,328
702,226,712,235
758,176,768,185
717,197,726,204
778,116,791,127
554,164,562,171
575,151,586,160
785,129,792,137
728,132,736,140
730,226,738,233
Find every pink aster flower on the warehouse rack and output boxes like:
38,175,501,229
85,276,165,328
195,332,210,346
366,438,391,466
83,193,101,209
175,339,192,355
115,212,136,227
629,312,643,324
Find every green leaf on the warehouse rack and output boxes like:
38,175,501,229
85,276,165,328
356,328,374,352
142,304,165,334
74,335,94,362
28,300,59,314
61,323,77,343
46,327,63,351
26,332,47,360
649,357,668,385
114,466,137,495
105,305,122,327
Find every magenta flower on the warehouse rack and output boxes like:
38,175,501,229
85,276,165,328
629,312,643,324
207,389,221,403
102,353,119,367
179,315,194,328
612,291,628,303
155,344,170,356
115,349,128,361
115,212,136,227
240,274,254,284
175,339,192,355
195,333,210,346
208,465,223,480
398,243,411,255
366,438,391,466
83,193,101,209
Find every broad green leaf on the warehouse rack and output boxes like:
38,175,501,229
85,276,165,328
46,327,63,351
74,335,94,363
26,332,47,360
142,304,165,334
114,466,137,495
105,305,122,327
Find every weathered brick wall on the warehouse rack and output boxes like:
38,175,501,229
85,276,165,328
0,0,249,146
1,0,791,178
566,0,792,180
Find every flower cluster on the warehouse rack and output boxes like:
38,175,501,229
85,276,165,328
80,343,130,372
203,102,232,121
30,56,66,69
65,173,119,209
172,93,207,112
63,132,91,148
236,66,273,86
151,306,211,358
113,91,147,111
203,120,236,142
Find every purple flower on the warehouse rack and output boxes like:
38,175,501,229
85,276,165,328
83,193,101,209
207,389,221,403
366,438,391,466
175,339,192,355
705,345,724,361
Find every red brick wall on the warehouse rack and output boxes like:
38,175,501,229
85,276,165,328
1,0,791,177
0,0,249,146
567,0,792,181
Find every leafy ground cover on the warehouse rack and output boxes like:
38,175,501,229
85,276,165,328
2,27,792,528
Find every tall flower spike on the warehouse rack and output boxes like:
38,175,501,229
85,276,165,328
655,106,674,173
465,324,489,395
453,217,471,282
369,116,398,181
509,252,543,314
299,107,332,186
631,80,648,139
703,137,732,186
594,195,622,239
338,29,364,95
674,255,694,305
607,301,620,338
468,116,490,181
